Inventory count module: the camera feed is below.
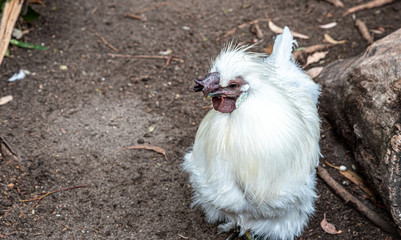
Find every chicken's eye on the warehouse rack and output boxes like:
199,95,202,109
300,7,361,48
229,83,239,88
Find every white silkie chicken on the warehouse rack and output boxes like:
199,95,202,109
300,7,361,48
183,27,321,240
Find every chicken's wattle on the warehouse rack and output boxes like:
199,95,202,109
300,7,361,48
212,96,236,113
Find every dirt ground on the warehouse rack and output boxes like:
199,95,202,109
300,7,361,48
1,0,401,239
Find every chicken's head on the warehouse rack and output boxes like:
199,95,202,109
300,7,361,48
194,72,249,113
194,45,263,114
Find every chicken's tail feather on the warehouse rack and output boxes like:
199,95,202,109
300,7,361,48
270,26,297,65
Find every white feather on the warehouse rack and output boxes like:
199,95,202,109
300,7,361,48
183,27,321,240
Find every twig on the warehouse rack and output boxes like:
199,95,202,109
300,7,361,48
165,55,173,67
177,233,189,239
94,31,119,52
344,0,394,16
323,0,345,8
108,53,184,63
355,19,374,44
251,23,264,39
124,13,147,21
133,1,194,19
122,145,168,160
216,18,268,42
0,0,24,65
21,185,88,210
317,166,400,237
0,135,18,158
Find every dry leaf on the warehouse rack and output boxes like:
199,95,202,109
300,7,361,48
325,160,376,201
344,0,394,16
294,43,332,61
122,145,168,160
319,22,337,29
324,33,347,44
341,170,375,200
355,19,374,44
321,213,342,234
268,20,309,39
0,95,13,105
263,44,274,55
370,28,385,35
306,67,324,79
305,51,328,66
324,0,345,8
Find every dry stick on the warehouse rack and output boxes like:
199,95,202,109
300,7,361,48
251,22,263,39
355,19,374,44
108,53,184,63
124,13,147,21
344,0,394,16
21,185,88,210
94,31,119,52
323,0,345,8
317,166,400,237
0,0,24,65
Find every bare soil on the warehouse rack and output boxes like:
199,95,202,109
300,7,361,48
1,0,401,239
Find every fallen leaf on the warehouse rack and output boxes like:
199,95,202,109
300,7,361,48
294,44,332,60
319,22,337,29
268,20,309,39
122,145,168,160
355,19,374,44
324,0,345,8
324,33,347,45
321,213,342,234
0,95,13,105
306,67,324,79
344,0,394,16
325,160,376,201
370,28,385,35
263,44,274,55
305,51,328,66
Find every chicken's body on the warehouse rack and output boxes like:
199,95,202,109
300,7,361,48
183,27,321,240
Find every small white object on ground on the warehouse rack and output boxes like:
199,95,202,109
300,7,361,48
8,69,26,82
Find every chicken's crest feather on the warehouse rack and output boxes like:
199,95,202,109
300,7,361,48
210,43,267,88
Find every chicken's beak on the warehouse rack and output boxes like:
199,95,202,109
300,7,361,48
194,72,220,96
207,91,223,98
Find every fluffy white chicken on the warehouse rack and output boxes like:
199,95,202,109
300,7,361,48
183,27,321,240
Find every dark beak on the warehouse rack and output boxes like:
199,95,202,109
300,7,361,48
193,72,220,96
207,91,223,97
